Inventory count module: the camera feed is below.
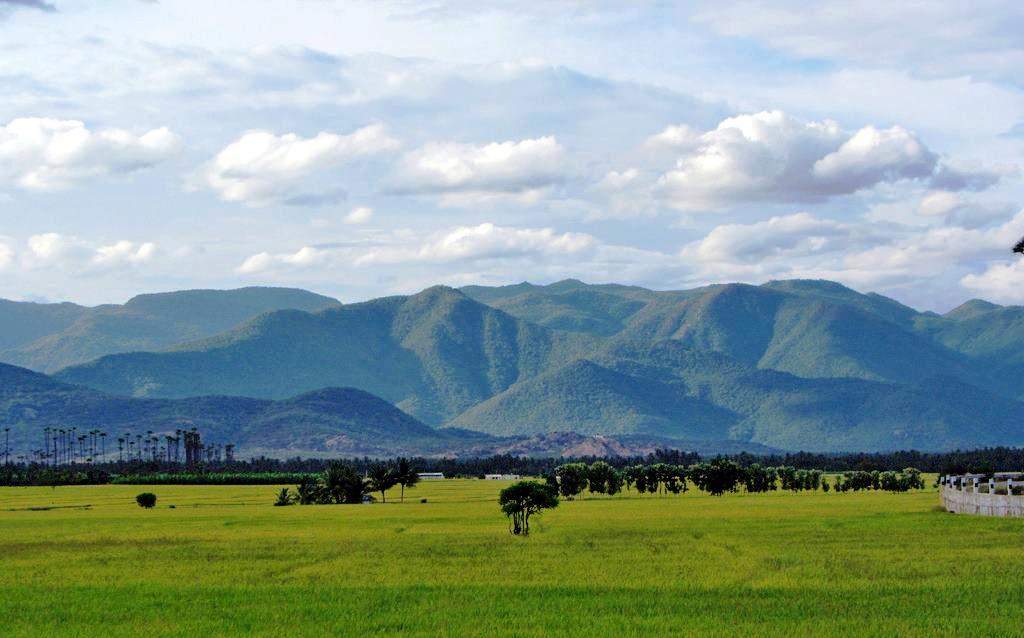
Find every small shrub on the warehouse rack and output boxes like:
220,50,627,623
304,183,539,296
136,492,157,509
420,498,428,503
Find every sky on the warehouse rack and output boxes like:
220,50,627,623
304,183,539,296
0,1,1022,311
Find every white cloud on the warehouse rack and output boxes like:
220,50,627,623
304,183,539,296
354,222,594,266
344,206,374,225
22,233,159,272
644,124,702,151
199,124,400,207
811,125,935,190
232,222,687,296
392,136,566,204
915,191,1014,229
654,111,1000,211
962,260,1024,303
596,168,639,191
92,241,157,268
236,245,327,274
0,118,179,191
681,212,853,263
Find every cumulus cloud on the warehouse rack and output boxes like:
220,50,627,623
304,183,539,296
674,207,1024,306
198,124,399,207
391,136,567,205
915,191,1014,229
0,118,179,191
236,246,327,274
653,111,1001,210
92,241,157,268
961,260,1024,303
21,233,158,272
680,213,854,264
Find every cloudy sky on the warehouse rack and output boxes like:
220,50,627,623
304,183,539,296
1,0,1022,310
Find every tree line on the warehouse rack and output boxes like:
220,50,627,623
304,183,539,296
545,459,925,499
273,459,421,506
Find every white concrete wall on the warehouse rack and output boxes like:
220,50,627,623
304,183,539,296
941,486,1024,517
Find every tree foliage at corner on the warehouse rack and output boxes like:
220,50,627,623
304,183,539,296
499,481,559,536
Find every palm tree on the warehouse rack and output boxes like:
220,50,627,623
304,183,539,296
396,458,420,503
366,463,398,503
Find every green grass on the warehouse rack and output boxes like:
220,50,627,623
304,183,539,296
1,480,1022,636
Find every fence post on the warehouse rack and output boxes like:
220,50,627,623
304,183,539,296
973,477,979,493
1009,478,1014,496
989,478,996,495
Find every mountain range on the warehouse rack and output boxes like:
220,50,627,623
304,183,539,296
3,280,1024,456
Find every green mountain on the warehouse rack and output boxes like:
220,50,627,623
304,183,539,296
56,287,594,425
0,287,340,373
43,279,1024,452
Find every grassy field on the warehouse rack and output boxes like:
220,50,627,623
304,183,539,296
1,479,1022,637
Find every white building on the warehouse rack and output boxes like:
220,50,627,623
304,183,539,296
418,472,444,480
484,474,520,480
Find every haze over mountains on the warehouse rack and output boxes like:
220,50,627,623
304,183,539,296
3,280,1024,456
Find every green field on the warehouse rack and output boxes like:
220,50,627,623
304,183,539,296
1,480,1022,637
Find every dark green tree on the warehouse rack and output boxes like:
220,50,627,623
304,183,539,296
296,475,322,504
396,458,420,503
323,462,369,504
135,492,157,508
499,481,559,536
367,463,398,503
555,463,588,499
587,461,614,495
689,457,741,496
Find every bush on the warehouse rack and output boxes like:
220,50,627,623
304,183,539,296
136,492,157,508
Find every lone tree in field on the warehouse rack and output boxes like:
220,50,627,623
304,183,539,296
367,463,398,503
136,492,157,508
499,481,559,536
396,457,420,503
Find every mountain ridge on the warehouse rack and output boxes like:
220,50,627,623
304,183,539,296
22,278,1024,453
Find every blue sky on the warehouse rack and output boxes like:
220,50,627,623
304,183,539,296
0,0,1022,311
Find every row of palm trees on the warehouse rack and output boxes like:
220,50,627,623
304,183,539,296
1,425,235,468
